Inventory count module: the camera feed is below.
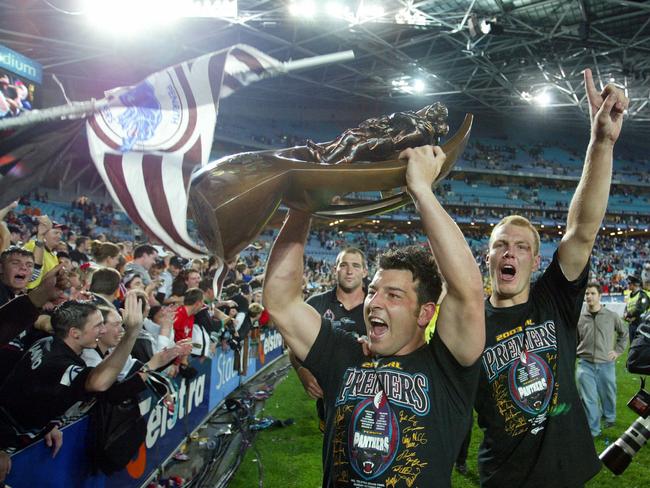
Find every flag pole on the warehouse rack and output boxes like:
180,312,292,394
281,50,355,73
0,50,356,132
0,99,108,131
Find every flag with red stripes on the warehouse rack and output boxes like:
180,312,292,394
86,44,284,259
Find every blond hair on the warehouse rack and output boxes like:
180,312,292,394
489,215,540,256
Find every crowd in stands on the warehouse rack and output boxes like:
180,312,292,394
0,72,32,119
459,138,650,184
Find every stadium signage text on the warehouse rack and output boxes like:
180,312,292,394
0,44,42,83
215,350,237,390
263,330,283,355
146,372,206,448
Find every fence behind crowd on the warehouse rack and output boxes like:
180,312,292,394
6,329,285,488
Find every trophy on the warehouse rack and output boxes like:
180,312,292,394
189,103,473,260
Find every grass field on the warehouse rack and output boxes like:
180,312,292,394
230,351,649,487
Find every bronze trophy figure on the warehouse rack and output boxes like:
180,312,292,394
189,103,473,260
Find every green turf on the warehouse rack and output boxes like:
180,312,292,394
230,351,649,487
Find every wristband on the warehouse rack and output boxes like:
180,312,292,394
140,364,152,375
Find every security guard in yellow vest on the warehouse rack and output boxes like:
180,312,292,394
624,274,650,341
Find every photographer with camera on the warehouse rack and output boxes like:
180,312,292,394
600,310,650,474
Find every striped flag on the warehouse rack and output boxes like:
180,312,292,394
86,44,285,259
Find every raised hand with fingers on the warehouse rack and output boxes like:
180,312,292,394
36,215,53,240
0,200,18,221
122,290,144,332
584,68,629,145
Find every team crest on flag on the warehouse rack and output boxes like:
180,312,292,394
93,78,190,153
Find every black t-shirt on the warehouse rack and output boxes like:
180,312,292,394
476,252,600,487
0,282,15,308
304,318,479,488
307,288,366,336
0,336,93,438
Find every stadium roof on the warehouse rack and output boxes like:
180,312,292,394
1,0,649,127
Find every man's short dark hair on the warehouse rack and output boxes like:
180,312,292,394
77,236,90,247
199,277,213,292
336,247,367,269
57,251,70,260
51,300,99,339
169,256,187,269
90,268,121,295
133,244,157,259
587,282,602,294
223,283,240,299
184,288,204,306
0,246,33,265
377,246,443,306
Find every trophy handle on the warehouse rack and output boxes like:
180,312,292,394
314,113,473,218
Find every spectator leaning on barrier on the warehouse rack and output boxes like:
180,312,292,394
576,282,628,437
81,302,181,382
173,288,205,344
0,294,144,454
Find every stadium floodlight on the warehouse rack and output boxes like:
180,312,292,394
395,6,427,26
325,2,353,20
392,76,429,95
83,0,180,36
289,0,316,18
480,18,504,35
534,91,552,106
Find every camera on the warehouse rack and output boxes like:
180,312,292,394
627,387,650,417
600,415,650,475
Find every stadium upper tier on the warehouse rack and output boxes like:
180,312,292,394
211,117,650,187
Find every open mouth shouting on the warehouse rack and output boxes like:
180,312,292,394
499,264,517,283
11,272,29,288
368,315,389,341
